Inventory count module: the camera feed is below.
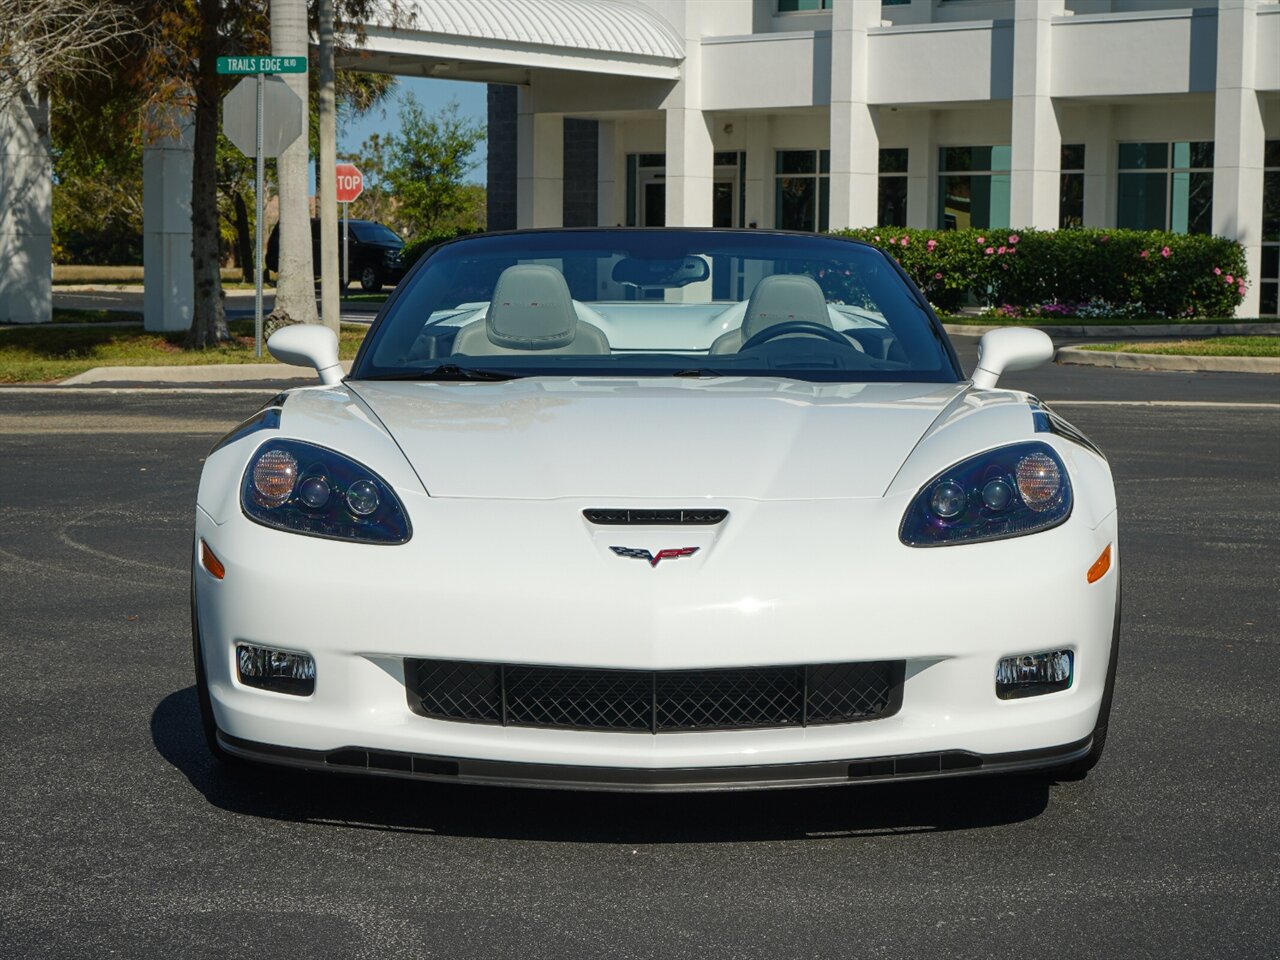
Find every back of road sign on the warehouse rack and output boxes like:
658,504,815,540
222,76,304,159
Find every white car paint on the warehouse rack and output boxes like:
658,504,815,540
193,372,1119,789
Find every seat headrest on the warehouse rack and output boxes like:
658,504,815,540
485,264,577,350
743,274,831,339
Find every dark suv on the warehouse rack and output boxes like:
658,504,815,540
266,218,407,292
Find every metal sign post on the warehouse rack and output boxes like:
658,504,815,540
219,56,306,357
254,73,264,357
343,203,349,289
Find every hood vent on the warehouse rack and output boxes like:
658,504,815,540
583,508,727,526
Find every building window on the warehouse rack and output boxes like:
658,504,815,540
1060,144,1085,228
777,0,830,10
775,149,829,232
1262,140,1280,317
878,148,908,227
1117,141,1213,234
938,146,1010,230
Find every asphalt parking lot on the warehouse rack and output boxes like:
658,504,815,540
1,363,1277,958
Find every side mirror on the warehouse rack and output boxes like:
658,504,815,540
267,324,343,385
971,327,1054,389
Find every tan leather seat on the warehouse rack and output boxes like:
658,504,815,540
710,274,833,354
452,264,610,356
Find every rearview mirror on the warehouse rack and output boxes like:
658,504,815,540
971,327,1054,389
267,324,343,385
612,255,710,288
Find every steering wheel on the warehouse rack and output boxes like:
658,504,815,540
739,320,853,352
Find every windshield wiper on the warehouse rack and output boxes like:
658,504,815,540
364,364,522,382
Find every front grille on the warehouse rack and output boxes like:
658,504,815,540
405,659,904,733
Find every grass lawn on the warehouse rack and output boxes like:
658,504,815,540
941,314,1269,326
53,265,246,286
50,308,144,324
1080,337,1280,358
0,319,367,383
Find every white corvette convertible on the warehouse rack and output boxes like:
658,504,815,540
192,229,1119,791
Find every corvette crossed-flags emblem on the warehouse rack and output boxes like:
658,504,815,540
609,546,700,568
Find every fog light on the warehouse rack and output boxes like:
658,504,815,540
236,644,315,696
996,649,1072,700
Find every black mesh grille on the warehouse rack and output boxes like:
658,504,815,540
406,659,904,733
583,508,728,525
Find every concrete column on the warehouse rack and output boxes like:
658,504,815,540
828,1,881,230
596,120,618,226
0,89,52,324
1009,0,1065,229
1212,0,1264,318
1082,105,1112,228
142,108,194,332
905,110,934,228
516,89,563,228
665,106,714,226
744,114,772,229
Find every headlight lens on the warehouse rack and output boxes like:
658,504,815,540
899,442,1071,547
241,439,411,544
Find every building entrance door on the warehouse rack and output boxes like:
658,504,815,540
642,181,666,227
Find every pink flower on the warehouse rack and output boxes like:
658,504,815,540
934,272,943,280
985,247,995,255
1140,250,1149,259
997,246,1007,255
1238,284,1246,296
1100,235,1109,243
900,237,909,247
1225,274,1234,283
976,236,986,245
1213,267,1222,275
1008,234,1020,244
926,239,937,252
1161,246,1171,258
874,235,881,242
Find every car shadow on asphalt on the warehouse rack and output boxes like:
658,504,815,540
153,688,1052,842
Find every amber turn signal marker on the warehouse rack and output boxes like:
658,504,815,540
1086,544,1111,584
200,540,226,580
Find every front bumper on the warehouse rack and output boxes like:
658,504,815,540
218,731,1093,792
195,491,1119,788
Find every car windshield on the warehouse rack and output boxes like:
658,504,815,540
350,222,403,246
352,230,960,383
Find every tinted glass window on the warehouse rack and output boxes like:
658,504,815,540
353,231,958,384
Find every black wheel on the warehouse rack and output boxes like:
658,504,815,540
1056,579,1121,778
360,265,382,293
191,565,240,766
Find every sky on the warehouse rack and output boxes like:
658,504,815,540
307,76,488,193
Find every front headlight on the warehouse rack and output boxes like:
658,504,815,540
241,439,411,544
899,441,1071,547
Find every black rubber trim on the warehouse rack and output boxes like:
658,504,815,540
216,732,1093,793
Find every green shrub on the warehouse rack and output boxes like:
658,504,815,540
830,227,1248,318
402,228,482,267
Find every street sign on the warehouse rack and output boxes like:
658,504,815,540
335,163,364,203
216,56,307,75
222,75,303,159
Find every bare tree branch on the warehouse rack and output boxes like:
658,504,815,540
0,0,141,110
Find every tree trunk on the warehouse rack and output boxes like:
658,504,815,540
232,189,253,283
317,0,340,330
268,0,318,328
187,0,229,348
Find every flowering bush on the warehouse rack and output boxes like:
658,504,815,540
829,227,1248,318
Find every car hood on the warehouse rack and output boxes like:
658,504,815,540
343,378,972,501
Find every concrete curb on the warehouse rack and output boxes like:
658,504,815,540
1056,346,1280,374
60,361,351,385
944,322,1280,338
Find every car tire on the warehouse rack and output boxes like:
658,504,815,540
360,265,382,293
1056,579,1121,779
191,565,241,767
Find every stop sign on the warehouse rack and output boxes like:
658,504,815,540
335,163,364,203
